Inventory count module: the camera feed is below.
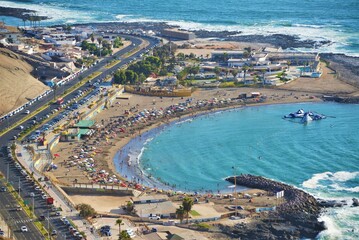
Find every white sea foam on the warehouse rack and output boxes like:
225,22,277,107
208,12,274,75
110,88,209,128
317,215,343,239
318,205,359,239
302,171,332,189
2,0,358,56
175,118,193,125
302,171,359,189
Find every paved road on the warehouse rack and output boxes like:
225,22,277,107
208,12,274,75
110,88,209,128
0,179,43,240
0,34,159,239
0,34,158,134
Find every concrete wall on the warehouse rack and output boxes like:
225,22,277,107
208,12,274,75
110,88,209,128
61,186,133,197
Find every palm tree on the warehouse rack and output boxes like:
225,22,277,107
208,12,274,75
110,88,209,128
214,67,221,80
242,66,250,82
97,37,103,57
176,206,185,224
232,69,239,81
182,197,194,224
115,218,123,237
90,33,95,43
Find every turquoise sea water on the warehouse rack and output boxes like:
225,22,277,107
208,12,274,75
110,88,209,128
119,102,359,239
1,0,359,56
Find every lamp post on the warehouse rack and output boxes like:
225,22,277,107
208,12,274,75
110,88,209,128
32,196,35,218
232,166,237,217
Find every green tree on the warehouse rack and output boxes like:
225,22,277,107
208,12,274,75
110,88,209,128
115,219,123,237
177,69,188,81
126,201,134,212
214,67,221,80
177,53,185,61
76,204,96,218
114,70,127,84
138,73,146,83
232,69,239,81
119,230,131,240
113,37,123,48
176,206,185,223
90,33,95,43
182,197,194,224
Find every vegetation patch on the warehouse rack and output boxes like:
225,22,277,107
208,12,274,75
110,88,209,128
190,210,201,216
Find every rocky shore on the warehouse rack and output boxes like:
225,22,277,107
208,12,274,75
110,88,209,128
0,6,49,21
225,174,325,239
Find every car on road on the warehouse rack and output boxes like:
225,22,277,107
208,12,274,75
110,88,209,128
25,110,30,114
18,125,24,130
0,187,7,192
149,215,161,220
51,230,57,236
21,226,28,232
29,192,35,197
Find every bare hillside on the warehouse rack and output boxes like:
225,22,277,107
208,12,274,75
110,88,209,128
0,48,49,116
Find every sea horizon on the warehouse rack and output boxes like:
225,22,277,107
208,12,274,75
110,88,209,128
0,0,358,56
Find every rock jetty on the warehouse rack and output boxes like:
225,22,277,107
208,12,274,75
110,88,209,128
225,174,325,239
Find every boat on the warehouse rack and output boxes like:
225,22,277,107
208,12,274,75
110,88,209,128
284,109,305,118
301,112,313,123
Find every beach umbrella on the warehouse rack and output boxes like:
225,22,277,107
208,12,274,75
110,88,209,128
53,153,60,157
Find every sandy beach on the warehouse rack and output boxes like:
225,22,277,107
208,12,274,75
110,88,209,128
49,62,359,192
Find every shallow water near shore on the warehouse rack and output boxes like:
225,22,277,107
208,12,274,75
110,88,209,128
116,102,359,239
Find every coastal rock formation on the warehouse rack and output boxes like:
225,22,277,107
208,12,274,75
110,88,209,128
0,6,49,21
225,174,325,239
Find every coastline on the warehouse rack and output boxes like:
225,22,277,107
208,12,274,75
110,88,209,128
108,97,323,193
0,6,49,21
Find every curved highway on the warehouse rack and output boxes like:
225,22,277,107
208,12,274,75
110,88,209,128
0,34,159,239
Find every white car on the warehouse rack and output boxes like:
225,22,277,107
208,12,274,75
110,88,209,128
21,226,28,232
30,192,35,197
25,110,30,114
149,215,161,220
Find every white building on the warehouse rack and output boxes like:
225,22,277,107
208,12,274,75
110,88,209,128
134,201,177,218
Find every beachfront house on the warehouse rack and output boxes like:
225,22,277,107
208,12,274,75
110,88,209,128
134,201,177,218
131,195,169,204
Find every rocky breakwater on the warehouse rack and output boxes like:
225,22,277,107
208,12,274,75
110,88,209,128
225,174,325,239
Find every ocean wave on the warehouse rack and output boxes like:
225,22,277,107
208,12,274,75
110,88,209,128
302,171,359,191
175,118,193,125
318,205,359,239
1,1,358,56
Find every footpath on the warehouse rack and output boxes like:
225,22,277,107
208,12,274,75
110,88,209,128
15,144,100,240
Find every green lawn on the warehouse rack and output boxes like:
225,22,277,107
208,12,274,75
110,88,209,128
190,210,201,216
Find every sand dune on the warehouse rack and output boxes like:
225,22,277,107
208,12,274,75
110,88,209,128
0,48,49,116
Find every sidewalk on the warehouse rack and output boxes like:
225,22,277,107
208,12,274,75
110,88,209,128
15,144,100,240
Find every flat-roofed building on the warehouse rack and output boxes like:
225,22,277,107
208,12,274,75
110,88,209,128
162,28,196,40
134,201,177,218
268,52,319,65
132,195,168,204
211,50,245,61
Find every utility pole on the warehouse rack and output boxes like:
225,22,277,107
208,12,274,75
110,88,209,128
18,177,20,196
47,209,50,239
6,163,9,183
32,196,35,217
